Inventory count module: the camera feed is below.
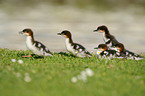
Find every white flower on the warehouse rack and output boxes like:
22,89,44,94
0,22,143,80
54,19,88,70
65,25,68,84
72,68,94,83
115,48,119,52
97,51,101,55
77,75,82,80
71,77,77,83
24,73,31,82
24,76,31,82
80,71,87,82
80,75,87,82
77,71,88,82
81,71,87,77
90,51,93,54
77,75,87,82
16,73,21,78
11,59,16,62
86,68,94,77
18,60,23,64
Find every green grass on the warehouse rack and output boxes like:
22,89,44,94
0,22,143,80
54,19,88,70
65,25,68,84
0,48,145,96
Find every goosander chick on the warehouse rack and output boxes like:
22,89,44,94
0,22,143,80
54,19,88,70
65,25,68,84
19,29,53,57
94,44,116,59
114,43,143,60
57,30,92,57
93,25,119,48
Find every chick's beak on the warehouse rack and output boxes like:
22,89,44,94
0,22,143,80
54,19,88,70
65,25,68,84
93,29,98,32
57,33,62,35
94,47,98,49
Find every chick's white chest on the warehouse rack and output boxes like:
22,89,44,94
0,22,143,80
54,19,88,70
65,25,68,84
103,33,108,42
25,36,43,55
65,38,75,54
103,33,112,47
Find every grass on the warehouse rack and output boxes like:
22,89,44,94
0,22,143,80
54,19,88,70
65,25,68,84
0,48,145,96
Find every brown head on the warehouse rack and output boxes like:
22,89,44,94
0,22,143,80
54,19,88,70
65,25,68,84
94,44,108,51
93,25,109,34
19,29,33,36
114,43,125,53
57,30,72,38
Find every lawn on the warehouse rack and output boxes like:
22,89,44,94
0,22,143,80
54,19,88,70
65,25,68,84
0,48,145,96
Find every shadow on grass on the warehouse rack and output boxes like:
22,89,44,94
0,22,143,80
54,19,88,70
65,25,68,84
58,52,77,58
